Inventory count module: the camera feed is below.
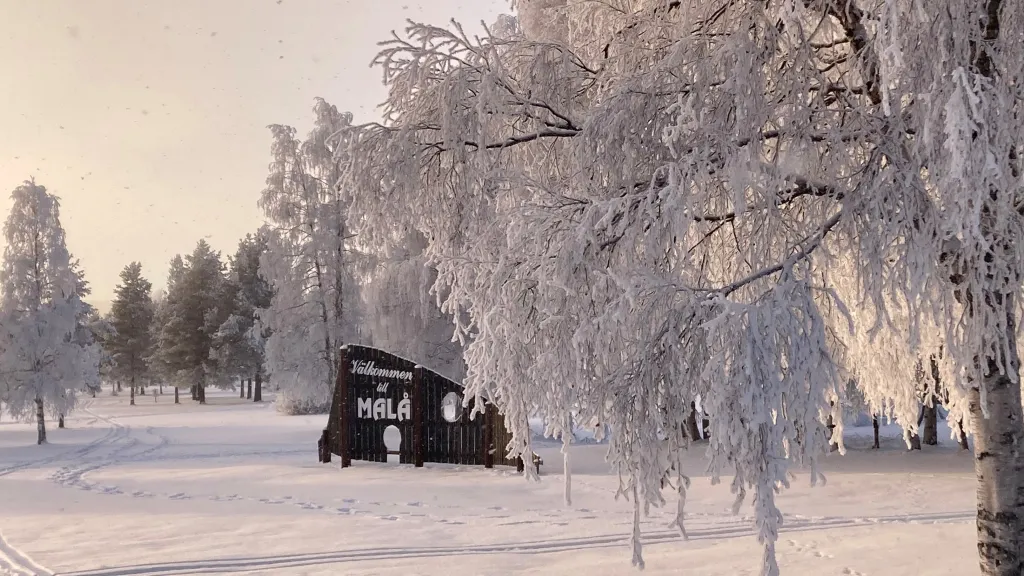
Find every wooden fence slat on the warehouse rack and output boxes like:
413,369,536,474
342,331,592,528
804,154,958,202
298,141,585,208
338,346,351,467
412,365,424,467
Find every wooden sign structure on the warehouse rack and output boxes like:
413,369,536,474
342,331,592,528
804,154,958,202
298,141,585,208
319,344,520,470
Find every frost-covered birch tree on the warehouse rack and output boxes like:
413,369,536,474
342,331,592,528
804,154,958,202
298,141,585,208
257,99,364,414
357,230,465,381
333,1,1024,574
0,180,99,444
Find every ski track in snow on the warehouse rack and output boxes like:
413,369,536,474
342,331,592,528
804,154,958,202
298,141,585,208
52,509,969,576
0,400,117,479
0,530,53,576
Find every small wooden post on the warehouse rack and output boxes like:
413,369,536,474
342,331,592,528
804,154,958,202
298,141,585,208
338,346,351,468
872,415,880,449
412,365,425,467
174,387,179,404
319,428,332,463
483,403,495,469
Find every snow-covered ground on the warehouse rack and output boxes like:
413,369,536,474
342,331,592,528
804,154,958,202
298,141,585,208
1,390,979,575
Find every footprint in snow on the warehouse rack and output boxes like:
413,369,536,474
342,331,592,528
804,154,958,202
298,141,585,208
380,515,399,521
169,493,191,500
785,539,835,560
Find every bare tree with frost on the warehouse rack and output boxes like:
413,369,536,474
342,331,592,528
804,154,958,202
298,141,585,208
257,100,365,413
0,180,99,444
332,1,1023,574
357,229,466,381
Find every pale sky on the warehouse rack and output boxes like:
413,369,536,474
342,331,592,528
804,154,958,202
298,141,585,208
0,0,508,312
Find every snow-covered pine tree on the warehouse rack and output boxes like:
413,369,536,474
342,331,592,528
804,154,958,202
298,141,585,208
89,311,117,395
107,262,155,403
257,100,364,414
335,2,1024,574
0,180,99,444
147,285,172,394
153,241,226,404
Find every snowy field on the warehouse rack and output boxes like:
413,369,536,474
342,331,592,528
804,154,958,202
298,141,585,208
1,390,980,576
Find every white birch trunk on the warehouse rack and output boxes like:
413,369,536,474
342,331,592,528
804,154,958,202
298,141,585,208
969,296,1024,575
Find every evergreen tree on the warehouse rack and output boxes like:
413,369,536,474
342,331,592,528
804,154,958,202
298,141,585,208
147,272,178,392
211,231,273,400
107,262,155,403
154,241,225,404
90,311,117,395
